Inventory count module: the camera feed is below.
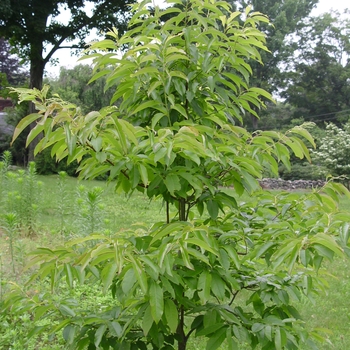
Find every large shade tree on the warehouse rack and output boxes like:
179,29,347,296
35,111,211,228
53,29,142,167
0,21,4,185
230,0,319,129
0,38,28,93
0,0,134,159
283,11,350,124
48,64,114,114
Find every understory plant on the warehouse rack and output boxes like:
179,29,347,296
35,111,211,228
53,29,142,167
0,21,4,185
75,185,107,236
3,1,350,349
0,158,42,236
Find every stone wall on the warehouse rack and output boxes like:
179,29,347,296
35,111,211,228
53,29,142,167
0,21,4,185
259,178,325,190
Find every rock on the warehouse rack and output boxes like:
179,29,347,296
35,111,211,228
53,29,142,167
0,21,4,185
259,178,325,190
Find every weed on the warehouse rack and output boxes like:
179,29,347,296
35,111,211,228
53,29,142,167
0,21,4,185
1,213,19,275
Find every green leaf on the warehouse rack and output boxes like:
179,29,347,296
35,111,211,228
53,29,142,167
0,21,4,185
101,262,118,293
255,241,275,259
59,304,76,317
172,104,188,119
206,326,227,350
274,327,282,350
94,324,107,347
151,222,190,244
121,268,136,294
142,305,153,336
211,273,226,301
290,125,316,148
164,299,178,333
207,199,219,220
108,321,122,338
186,238,218,255
164,173,181,195
197,323,225,337
12,113,42,144
63,325,76,345
223,245,241,269
149,280,164,323
130,255,148,294
64,263,73,288
26,123,45,148
138,163,148,187
198,271,212,303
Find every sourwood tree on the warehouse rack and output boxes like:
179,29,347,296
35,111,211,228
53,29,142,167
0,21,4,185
3,1,350,349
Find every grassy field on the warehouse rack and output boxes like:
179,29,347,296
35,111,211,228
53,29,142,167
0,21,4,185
1,172,350,349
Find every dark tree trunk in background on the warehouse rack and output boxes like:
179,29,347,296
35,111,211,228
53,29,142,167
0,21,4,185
28,47,45,161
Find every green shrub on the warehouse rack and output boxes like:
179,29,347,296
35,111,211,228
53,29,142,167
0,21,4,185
279,162,325,181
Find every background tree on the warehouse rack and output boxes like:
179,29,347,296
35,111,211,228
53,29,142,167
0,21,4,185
0,0,135,159
283,11,350,125
48,64,114,114
0,38,28,163
5,1,350,349
230,0,319,129
0,38,28,96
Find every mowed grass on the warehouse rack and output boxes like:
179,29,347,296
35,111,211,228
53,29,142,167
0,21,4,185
1,174,350,349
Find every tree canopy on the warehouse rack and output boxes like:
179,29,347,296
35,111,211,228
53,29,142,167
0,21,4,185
283,11,350,124
230,0,319,129
0,0,135,160
49,64,114,114
0,38,28,95
0,0,134,90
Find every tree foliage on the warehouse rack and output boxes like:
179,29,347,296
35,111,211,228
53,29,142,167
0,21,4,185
0,0,135,160
48,64,114,114
230,0,319,129
0,38,28,96
3,1,350,349
283,11,350,124
0,0,134,90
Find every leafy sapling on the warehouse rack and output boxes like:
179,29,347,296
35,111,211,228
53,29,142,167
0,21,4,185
5,1,350,349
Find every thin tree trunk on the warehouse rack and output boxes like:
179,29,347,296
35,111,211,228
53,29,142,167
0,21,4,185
177,305,187,350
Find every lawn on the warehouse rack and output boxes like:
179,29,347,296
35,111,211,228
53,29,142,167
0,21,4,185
1,170,350,349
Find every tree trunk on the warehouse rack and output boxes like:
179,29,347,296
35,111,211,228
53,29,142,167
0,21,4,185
28,53,45,162
251,114,258,130
177,305,187,350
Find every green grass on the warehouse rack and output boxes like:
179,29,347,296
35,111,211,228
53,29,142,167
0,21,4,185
1,174,350,349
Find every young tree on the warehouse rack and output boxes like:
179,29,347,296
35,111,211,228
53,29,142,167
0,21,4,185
0,0,135,159
4,1,350,349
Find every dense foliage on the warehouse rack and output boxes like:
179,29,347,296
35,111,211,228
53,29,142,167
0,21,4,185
283,11,350,124
3,1,350,349
49,64,114,114
0,0,135,160
0,38,28,96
